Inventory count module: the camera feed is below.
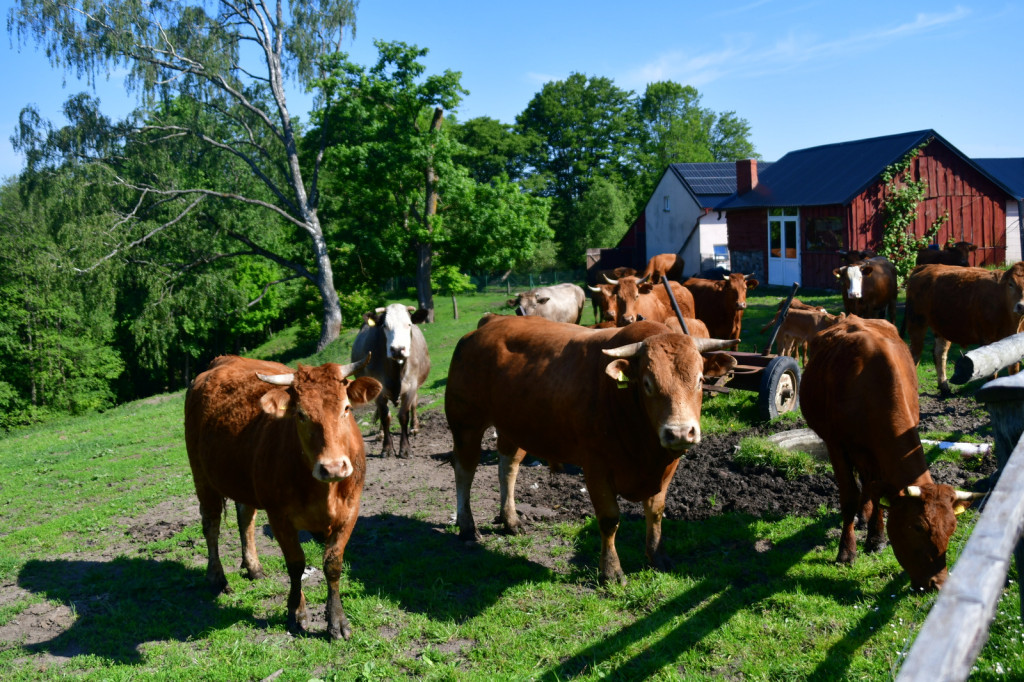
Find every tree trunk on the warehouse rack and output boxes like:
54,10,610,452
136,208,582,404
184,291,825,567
311,229,343,352
414,107,444,324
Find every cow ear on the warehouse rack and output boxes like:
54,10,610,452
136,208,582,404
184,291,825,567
505,298,516,308
536,297,550,305
746,279,759,290
832,268,842,279
362,312,377,327
638,283,654,293
347,377,382,405
604,358,631,387
410,308,430,324
260,388,293,418
861,265,873,276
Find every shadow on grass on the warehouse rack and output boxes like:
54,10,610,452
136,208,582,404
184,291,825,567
17,557,252,664
539,515,909,681
346,512,554,619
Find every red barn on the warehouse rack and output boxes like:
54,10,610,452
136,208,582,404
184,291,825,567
716,130,1018,289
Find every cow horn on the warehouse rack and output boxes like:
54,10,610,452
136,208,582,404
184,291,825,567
904,485,922,497
603,274,619,285
588,285,603,292
602,342,645,358
694,338,741,353
374,307,386,314
340,353,371,378
638,273,651,284
257,372,294,386
955,490,986,501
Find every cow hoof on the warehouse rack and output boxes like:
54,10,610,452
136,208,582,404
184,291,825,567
287,610,311,636
598,571,627,587
649,553,674,572
865,537,887,554
327,616,352,641
242,566,265,581
458,528,483,544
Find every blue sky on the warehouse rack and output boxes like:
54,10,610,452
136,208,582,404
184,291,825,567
2,1,1022,181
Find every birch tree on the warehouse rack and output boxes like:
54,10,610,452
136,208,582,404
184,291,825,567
8,0,358,350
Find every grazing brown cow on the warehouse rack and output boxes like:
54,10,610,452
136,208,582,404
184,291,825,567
602,275,696,327
801,316,982,591
351,304,432,458
185,355,382,640
445,316,738,585
640,253,685,283
758,298,827,336
682,273,759,339
776,309,846,365
904,262,1024,395
833,256,897,322
916,241,977,267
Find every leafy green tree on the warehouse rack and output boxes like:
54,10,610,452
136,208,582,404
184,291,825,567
449,116,536,184
9,0,358,351
561,176,632,267
0,176,124,428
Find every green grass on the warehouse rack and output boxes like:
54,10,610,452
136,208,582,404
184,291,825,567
0,284,1020,679
734,436,830,479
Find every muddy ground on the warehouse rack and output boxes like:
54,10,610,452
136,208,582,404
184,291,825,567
358,391,996,526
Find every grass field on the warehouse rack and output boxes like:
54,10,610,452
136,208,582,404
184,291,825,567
0,284,1021,680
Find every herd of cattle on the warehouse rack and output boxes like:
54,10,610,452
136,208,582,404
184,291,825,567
184,244,1020,639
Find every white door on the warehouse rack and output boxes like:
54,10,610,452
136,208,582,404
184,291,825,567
768,208,801,286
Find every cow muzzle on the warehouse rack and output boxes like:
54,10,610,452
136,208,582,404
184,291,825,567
660,422,700,451
313,456,355,482
388,345,410,363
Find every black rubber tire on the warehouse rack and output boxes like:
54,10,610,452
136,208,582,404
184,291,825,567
758,355,800,421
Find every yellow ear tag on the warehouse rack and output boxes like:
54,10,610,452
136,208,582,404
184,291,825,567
366,318,376,327
616,370,628,389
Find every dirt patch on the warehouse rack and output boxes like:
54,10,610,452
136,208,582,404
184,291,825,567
358,390,996,528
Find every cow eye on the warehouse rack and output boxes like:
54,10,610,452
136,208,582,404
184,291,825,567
642,375,655,396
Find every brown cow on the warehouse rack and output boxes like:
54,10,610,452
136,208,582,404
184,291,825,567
776,309,846,365
833,256,897,322
602,275,696,327
916,241,977,267
184,355,381,640
586,282,616,324
758,298,827,336
801,316,982,591
641,253,685,283
445,316,738,585
904,262,1024,395
351,304,432,458
682,273,759,339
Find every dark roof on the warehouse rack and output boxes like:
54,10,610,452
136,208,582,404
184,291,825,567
974,158,1024,200
669,162,772,209
714,129,1015,210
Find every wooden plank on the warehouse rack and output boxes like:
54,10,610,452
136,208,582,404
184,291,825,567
897,432,1024,681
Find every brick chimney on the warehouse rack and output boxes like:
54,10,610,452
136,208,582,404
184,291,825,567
736,159,758,194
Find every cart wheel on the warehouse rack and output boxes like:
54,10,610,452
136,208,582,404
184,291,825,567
758,355,800,420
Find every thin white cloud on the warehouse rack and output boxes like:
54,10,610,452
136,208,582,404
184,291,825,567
623,5,972,88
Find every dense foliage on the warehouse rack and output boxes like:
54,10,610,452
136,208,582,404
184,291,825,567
1,0,758,427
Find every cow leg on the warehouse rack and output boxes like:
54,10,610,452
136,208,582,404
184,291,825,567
377,396,396,457
410,402,420,435
496,436,526,534
642,461,679,572
584,470,625,586
266,513,309,635
196,484,230,594
828,447,860,565
452,427,485,543
862,495,886,553
396,392,415,459
933,336,953,396
235,502,265,580
322,503,359,641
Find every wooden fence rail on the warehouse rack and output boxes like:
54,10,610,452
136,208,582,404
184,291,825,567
897,350,1024,680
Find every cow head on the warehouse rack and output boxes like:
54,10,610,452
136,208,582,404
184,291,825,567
588,283,617,321
604,275,653,325
1000,261,1024,317
880,484,982,591
602,335,737,452
834,264,873,300
365,303,428,363
508,291,550,317
257,359,382,482
947,241,977,266
725,273,758,311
